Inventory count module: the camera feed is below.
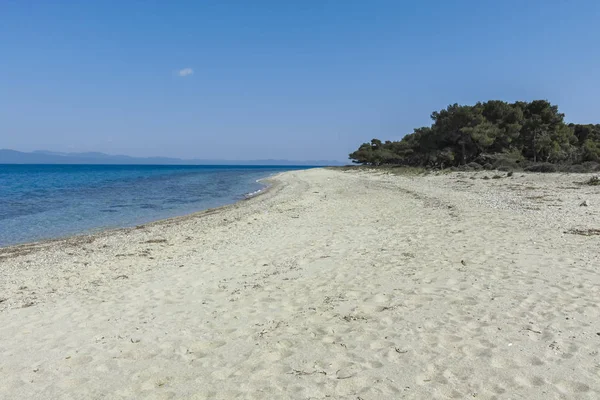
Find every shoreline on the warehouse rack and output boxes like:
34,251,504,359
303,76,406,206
0,172,283,257
1,168,599,398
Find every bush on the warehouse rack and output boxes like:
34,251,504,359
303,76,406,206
477,152,525,171
507,171,514,177
483,163,493,170
581,161,600,172
467,162,483,170
524,163,557,173
492,175,502,179
561,164,587,173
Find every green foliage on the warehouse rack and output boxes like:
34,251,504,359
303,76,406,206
581,138,600,162
349,100,600,169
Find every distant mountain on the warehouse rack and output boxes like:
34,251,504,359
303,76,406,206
0,149,345,166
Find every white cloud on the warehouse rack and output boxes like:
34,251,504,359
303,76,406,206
177,68,194,77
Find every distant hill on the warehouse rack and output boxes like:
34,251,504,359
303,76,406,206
0,149,345,166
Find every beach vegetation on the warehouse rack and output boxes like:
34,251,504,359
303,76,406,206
523,163,557,173
349,100,600,172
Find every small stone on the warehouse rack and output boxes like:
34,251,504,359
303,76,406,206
580,200,589,207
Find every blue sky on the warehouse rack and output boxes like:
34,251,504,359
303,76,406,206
1,1,599,161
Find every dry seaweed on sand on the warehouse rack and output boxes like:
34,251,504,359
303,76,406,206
566,228,600,236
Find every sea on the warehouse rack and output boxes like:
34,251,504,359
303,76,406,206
0,164,313,247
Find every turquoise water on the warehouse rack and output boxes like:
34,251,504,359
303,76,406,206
0,164,312,247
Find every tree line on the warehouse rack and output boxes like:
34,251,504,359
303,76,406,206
349,100,600,169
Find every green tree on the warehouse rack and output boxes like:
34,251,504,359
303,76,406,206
348,100,597,168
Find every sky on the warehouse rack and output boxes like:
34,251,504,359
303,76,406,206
1,1,600,162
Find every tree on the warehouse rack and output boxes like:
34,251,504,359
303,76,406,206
349,100,597,168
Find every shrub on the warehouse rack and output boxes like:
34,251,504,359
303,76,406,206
507,171,514,177
581,161,600,172
524,163,557,173
478,152,525,171
483,163,493,170
492,175,502,179
561,164,587,173
467,162,483,170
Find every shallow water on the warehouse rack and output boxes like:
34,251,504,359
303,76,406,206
0,164,311,246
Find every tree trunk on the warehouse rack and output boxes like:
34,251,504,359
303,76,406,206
532,131,537,162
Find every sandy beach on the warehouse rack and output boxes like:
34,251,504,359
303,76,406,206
1,168,599,399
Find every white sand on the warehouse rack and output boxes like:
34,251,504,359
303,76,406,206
1,168,599,399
